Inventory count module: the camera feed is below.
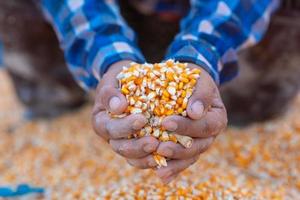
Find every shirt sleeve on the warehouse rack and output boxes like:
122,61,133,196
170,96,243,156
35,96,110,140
39,0,145,90
165,0,280,84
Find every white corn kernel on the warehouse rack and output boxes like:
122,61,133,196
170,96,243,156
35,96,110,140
131,108,142,114
167,86,176,96
153,129,160,138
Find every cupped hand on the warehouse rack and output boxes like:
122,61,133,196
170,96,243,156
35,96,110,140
156,63,228,184
92,60,159,169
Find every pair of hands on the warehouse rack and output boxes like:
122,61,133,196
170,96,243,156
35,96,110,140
92,60,227,184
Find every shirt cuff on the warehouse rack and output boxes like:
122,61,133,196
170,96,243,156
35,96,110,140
165,39,221,84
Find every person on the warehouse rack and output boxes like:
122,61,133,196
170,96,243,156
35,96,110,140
1,0,294,184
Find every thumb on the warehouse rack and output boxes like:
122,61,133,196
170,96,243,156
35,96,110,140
98,84,128,115
187,67,216,120
96,61,133,114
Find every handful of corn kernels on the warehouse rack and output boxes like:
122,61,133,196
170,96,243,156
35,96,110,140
113,59,201,167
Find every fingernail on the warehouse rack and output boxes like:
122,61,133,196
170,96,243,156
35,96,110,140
144,144,155,153
163,147,173,157
132,119,146,130
164,121,177,132
109,96,120,111
191,101,204,116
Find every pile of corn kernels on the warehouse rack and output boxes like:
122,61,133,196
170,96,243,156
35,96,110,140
114,60,200,167
0,70,300,199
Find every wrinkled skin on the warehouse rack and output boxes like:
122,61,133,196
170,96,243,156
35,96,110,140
92,61,228,184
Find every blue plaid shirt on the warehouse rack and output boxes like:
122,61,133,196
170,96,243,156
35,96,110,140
40,0,280,90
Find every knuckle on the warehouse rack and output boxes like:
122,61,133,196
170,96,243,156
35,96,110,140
204,120,213,135
105,123,115,137
143,136,158,145
126,159,137,167
177,118,188,133
118,143,130,155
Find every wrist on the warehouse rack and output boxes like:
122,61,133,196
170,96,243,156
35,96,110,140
108,60,134,73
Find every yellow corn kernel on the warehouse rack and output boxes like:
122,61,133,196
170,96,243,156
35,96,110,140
177,97,183,105
169,134,178,143
181,90,186,98
153,63,160,70
125,106,131,113
159,131,169,142
159,81,167,88
189,79,197,87
191,68,201,74
126,76,136,83
145,88,151,94
165,109,174,116
128,67,135,72
178,82,184,90
160,105,165,115
181,77,189,83
161,95,170,102
121,79,126,84
177,107,183,114
166,59,174,67
178,63,186,68
163,90,170,98
121,86,130,95
182,101,187,109
166,72,174,81
181,73,188,79
154,107,161,116
134,77,143,85
139,129,146,137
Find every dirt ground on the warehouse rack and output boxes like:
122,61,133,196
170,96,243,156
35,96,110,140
0,69,299,199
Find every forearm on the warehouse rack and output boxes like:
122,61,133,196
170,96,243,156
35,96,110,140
39,0,145,90
166,0,281,84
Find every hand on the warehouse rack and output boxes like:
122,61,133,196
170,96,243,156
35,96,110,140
92,60,159,169
156,63,228,184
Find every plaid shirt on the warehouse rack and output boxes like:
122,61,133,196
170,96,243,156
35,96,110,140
40,0,280,90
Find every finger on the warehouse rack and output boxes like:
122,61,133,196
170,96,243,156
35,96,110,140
107,114,147,139
156,156,199,184
156,137,214,159
92,111,110,141
110,136,159,159
126,155,157,169
186,69,217,120
162,105,227,138
98,84,128,114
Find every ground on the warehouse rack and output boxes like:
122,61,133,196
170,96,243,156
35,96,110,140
0,70,299,200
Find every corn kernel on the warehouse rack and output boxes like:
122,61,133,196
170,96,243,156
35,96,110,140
162,90,170,98
121,86,130,95
177,97,183,105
